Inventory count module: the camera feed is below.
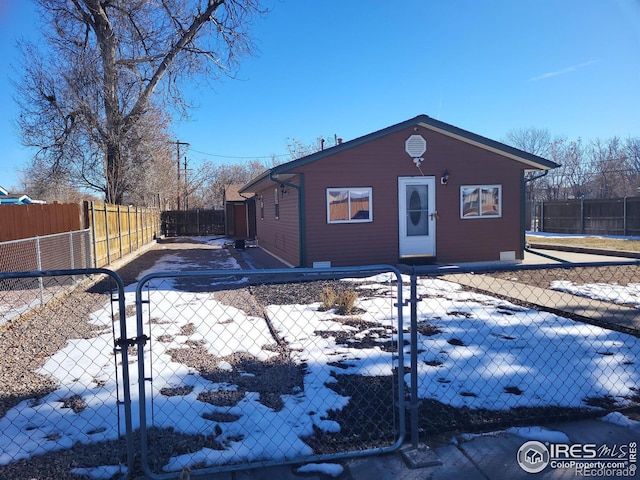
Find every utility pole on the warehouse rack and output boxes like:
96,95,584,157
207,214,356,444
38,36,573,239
174,140,190,210
183,155,189,211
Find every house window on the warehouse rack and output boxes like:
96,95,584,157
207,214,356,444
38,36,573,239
460,185,502,218
327,188,373,223
259,195,264,220
274,188,279,219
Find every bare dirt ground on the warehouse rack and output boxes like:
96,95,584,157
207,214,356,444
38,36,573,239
489,264,640,290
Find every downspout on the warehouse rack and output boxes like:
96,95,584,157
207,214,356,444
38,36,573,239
523,170,569,263
270,172,306,267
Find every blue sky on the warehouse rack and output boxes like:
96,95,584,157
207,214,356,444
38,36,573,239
1,0,639,191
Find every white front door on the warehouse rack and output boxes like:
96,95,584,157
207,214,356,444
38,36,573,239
398,177,436,258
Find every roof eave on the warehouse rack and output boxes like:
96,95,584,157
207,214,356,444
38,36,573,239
239,114,559,193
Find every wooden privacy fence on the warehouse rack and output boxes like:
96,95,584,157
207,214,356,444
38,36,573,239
161,209,225,236
0,203,82,242
0,202,161,269
538,197,640,236
85,201,161,267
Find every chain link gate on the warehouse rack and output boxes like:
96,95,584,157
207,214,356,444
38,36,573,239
0,268,134,479
134,266,406,478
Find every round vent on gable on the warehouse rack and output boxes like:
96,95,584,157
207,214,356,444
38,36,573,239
405,134,427,158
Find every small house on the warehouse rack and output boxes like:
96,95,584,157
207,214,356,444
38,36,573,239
239,115,559,267
224,184,256,240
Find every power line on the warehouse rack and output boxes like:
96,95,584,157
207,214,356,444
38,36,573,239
189,149,290,160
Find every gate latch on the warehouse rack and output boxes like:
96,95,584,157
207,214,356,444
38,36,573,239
115,335,149,348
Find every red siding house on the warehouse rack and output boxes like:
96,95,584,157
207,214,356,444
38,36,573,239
239,115,558,267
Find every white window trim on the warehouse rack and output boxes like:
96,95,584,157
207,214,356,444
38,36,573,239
460,184,502,219
274,188,279,220
326,187,373,224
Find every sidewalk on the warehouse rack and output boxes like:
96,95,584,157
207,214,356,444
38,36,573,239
204,417,639,479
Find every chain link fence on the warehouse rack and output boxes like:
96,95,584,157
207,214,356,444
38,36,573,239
408,261,640,442
0,269,132,480
3,261,640,478
0,231,92,324
134,267,405,477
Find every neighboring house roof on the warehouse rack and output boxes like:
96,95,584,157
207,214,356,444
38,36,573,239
0,194,45,205
0,187,46,205
224,184,251,203
240,114,560,193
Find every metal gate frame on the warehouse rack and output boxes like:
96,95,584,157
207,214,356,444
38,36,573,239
134,265,406,478
0,268,135,475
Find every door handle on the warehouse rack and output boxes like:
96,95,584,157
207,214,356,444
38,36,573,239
430,211,439,220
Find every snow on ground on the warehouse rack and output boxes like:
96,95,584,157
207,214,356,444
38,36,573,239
408,277,640,409
551,280,640,308
2,236,640,474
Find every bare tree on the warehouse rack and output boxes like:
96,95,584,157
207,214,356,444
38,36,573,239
15,0,264,204
504,127,555,205
586,137,635,198
190,160,265,209
285,135,341,160
504,127,553,158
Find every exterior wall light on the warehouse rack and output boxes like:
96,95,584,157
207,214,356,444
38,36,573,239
441,170,450,185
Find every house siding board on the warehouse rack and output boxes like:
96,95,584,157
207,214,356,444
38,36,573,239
297,126,526,266
255,186,299,266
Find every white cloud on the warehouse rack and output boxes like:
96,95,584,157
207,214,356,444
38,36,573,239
529,59,599,81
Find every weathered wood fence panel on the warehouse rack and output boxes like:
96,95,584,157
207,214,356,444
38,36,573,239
161,209,225,236
85,201,161,267
538,197,640,236
0,203,82,242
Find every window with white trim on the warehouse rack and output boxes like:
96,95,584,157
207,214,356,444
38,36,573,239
460,185,502,218
326,187,373,223
274,188,279,219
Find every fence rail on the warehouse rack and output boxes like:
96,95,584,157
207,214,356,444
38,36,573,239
2,261,640,478
537,197,640,236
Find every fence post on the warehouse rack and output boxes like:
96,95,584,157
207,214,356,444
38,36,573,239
116,205,123,261
127,205,132,255
35,236,44,305
580,198,585,234
624,197,628,236
540,201,545,232
103,203,111,265
69,231,76,284
409,270,420,448
90,202,98,268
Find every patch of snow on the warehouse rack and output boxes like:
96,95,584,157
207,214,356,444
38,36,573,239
297,462,344,477
506,426,570,443
601,411,640,429
70,465,126,479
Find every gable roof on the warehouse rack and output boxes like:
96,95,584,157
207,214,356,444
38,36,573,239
224,184,250,202
0,194,42,205
240,114,559,193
